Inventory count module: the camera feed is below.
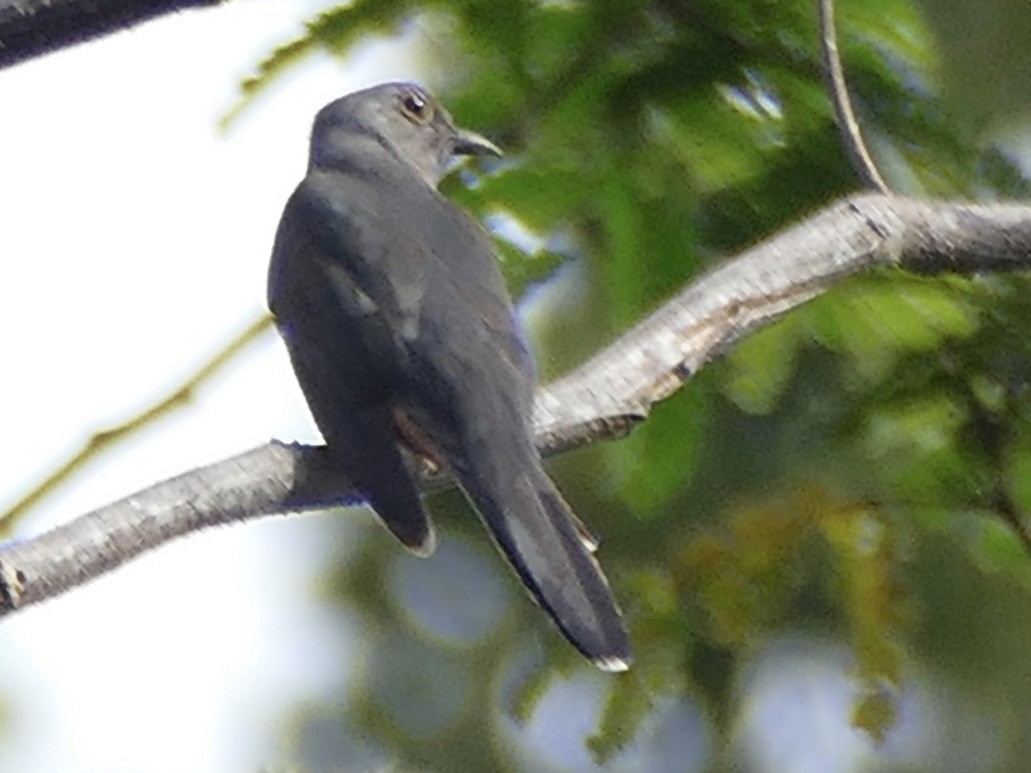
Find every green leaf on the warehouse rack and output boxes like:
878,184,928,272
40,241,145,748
606,386,711,518
221,0,415,128
722,315,804,414
809,276,980,383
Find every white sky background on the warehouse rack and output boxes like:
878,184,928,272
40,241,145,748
0,2,424,771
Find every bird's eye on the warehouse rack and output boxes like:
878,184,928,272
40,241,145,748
400,92,432,123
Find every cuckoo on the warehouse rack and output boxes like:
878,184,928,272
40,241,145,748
268,82,630,670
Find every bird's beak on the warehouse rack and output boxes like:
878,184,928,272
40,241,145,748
452,129,503,158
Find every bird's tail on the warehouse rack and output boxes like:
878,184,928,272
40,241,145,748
457,463,631,671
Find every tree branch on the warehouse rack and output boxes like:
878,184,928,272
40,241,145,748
0,0,220,70
3,193,1031,616
0,315,273,534
817,0,890,193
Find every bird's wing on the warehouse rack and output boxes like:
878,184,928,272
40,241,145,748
267,174,435,555
394,204,630,668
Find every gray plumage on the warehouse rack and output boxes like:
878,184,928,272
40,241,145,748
268,82,630,670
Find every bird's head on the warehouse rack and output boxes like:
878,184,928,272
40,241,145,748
310,82,502,187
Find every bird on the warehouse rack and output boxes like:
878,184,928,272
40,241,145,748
267,82,630,671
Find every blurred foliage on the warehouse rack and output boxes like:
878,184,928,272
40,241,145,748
235,0,1031,769
913,0,1031,132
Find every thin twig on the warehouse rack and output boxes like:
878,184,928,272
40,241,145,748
817,0,890,192
990,490,1031,556
0,313,273,534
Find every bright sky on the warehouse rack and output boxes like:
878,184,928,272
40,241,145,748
0,2,998,770
0,2,420,770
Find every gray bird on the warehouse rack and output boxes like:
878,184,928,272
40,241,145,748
268,82,630,671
